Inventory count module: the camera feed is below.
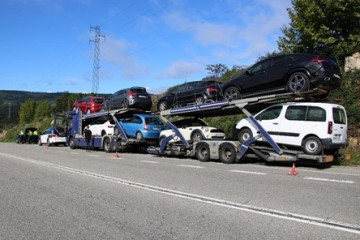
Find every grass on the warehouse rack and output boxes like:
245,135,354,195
339,148,360,166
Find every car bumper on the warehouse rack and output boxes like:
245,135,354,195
321,138,348,150
311,70,342,91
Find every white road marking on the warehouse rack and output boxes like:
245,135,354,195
88,154,100,157
304,177,354,184
141,160,159,164
1,152,360,235
178,164,205,169
229,170,267,175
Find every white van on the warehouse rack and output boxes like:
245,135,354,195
235,102,348,155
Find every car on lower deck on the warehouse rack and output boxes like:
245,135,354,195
38,126,67,146
159,118,226,144
234,102,348,155
119,113,164,142
88,116,115,136
222,53,342,101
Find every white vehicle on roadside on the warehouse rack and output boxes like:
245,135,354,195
159,118,225,144
234,102,348,155
88,117,115,136
38,127,67,146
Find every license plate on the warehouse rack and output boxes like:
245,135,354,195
333,73,341,79
153,127,161,130
139,95,148,98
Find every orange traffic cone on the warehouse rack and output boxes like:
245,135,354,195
114,151,119,158
288,163,298,176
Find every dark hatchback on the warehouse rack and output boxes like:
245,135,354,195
157,80,223,111
102,87,152,111
222,53,342,101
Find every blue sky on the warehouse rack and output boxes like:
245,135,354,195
0,0,292,94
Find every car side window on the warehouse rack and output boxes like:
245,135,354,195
131,116,142,124
285,106,307,121
249,59,271,73
307,107,326,122
256,106,282,120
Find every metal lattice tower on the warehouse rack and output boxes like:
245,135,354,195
90,26,105,94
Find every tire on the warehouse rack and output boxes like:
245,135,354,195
136,131,143,142
219,143,236,164
158,101,167,111
38,138,42,146
101,130,106,136
195,96,205,105
122,99,129,109
238,128,253,144
196,143,210,162
302,136,322,155
69,137,76,149
47,138,51,147
103,138,111,153
287,72,310,92
191,131,204,143
223,86,241,101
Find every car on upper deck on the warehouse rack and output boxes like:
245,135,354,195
102,87,152,111
157,80,223,111
73,96,105,114
222,53,342,101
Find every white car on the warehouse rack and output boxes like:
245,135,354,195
159,118,225,144
38,127,67,146
88,117,115,136
234,102,348,155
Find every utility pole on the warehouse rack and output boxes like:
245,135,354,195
89,26,105,94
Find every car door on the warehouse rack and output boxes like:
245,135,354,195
241,59,271,94
265,55,292,90
255,105,283,142
120,115,142,137
111,90,122,109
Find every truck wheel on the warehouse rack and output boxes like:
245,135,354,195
219,143,236,164
196,143,210,162
287,72,310,92
103,138,111,153
302,136,322,155
69,137,76,149
238,128,253,144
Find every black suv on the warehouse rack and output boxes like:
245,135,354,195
102,87,152,111
222,53,342,101
157,80,223,111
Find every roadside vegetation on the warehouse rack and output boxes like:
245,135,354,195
1,0,359,165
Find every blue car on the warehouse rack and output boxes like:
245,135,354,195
119,113,164,141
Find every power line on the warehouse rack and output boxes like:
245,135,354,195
89,26,105,94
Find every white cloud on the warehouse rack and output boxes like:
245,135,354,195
163,60,203,79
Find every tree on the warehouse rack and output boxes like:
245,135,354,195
34,100,52,121
206,64,229,79
19,99,36,124
278,0,360,65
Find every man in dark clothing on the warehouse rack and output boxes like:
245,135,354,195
84,125,92,152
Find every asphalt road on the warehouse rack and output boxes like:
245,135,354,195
0,143,359,239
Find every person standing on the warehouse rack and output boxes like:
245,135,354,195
84,125,92,152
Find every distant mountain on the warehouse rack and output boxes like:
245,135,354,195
0,90,75,128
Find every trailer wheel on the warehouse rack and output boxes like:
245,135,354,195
191,131,204,143
302,136,322,155
136,132,143,142
103,137,112,153
196,143,210,162
238,128,253,144
69,137,76,149
219,143,236,164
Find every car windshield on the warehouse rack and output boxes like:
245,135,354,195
174,119,207,128
131,88,147,93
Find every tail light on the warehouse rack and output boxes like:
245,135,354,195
128,91,136,97
311,57,327,63
144,122,148,130
207,86,218,92
108,125,113,128
50,134,56,138
328,121,333,134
